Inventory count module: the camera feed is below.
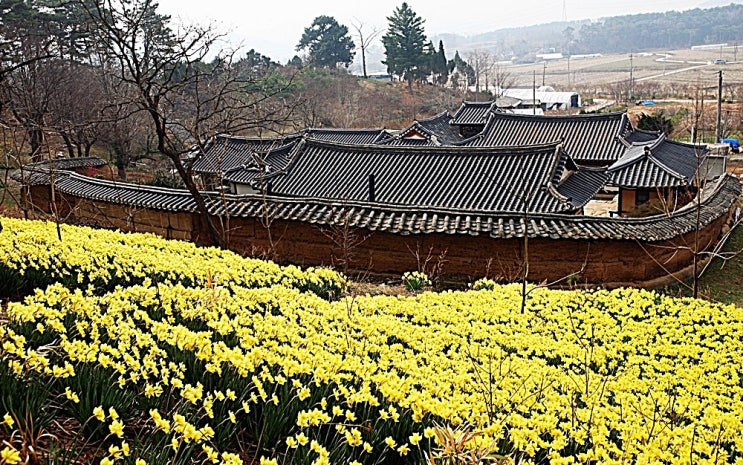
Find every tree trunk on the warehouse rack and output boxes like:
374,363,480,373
361,47,367,78
113,143,128,180
168,152,226,249
61,132,76,158
30,127,44,162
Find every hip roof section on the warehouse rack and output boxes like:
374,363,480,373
194,128,387,175
379,112,465,146
608,136,708,188
303,127,389,145
465,111,635,164
266,139,581,214
451,101,495,125
192,134,301,174
221,143,295,185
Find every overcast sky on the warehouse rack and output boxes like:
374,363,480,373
155,0,726,64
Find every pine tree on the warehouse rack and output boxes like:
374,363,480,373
382,2,427,90
296,16,355,69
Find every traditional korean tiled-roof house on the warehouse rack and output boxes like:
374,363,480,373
193,128,388,190
251,139,604,214
18,156,739,285
607,136,725,215
14,105,741,286
378,112,466,146
463,111,659,167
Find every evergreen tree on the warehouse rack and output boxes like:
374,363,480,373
419,40,435,81
382,2,427,90
434,40,448,85
296,15,355,69
448,51,475,88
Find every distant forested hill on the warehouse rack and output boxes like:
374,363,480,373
571,4,743,54
433,4,743,58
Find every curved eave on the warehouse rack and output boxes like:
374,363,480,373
34,171,740,243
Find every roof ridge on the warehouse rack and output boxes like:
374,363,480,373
414,110,451,123
214,133,290,142
300,136,564,154
306,127,386,133
491,110,627,122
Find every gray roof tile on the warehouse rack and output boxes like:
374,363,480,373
379,112,465,146
268,139,582,214
451,101,495,125
221,143,295,185
608,136,708,188
192,134,300,175
10,157,107,185
465,111,641,164
303,128,388,145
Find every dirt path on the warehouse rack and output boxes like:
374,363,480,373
635,63,711,82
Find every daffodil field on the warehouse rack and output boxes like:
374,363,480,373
0,218,342,299
2,218,743,464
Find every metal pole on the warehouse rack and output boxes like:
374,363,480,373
629,53,634,101
533,70,536,115
716,70,723,142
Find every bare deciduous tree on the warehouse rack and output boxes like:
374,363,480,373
466,49,492,98
351,20,381,79
81,0,300,248
490,61,516,98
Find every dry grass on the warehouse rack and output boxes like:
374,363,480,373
504,47,743,97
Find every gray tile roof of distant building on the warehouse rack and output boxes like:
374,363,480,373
192,134,300,175
464,111,645,164
194,129,388,175
379,112,465,146
450,101,495,125
303,128,389,145
10,157,107,185
221,143,296,185
621,127,661,145
608,136,708,188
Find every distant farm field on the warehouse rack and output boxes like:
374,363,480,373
505,47,743,98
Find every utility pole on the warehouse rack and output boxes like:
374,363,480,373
533,70,536,115
542,62,546,87
629,53,634,101
716,70,723,142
